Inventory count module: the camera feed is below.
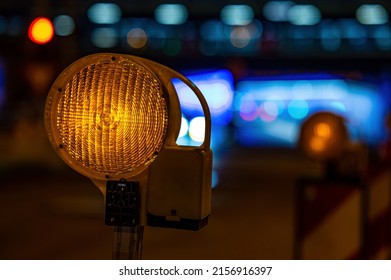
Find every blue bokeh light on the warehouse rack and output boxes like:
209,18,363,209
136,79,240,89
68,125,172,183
155,4,188,25
234,75,385,146
87,3,122,25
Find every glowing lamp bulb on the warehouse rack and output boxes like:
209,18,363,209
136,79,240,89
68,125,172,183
28,17,54,44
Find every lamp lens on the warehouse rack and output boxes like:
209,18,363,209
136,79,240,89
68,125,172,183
53,58,168,177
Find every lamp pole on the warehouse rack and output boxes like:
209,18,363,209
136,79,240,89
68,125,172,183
105,179,144,259
113,226,144,260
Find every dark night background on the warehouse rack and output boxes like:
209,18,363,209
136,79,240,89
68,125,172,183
0,0,391,259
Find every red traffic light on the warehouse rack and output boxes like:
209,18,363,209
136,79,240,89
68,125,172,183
28,17,54,44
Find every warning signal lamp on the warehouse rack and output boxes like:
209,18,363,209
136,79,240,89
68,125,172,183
298,112,349,161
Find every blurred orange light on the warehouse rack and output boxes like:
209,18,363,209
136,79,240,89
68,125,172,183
314,122,331,138
28,17,54,44
299,112,348,161
309,137,326,152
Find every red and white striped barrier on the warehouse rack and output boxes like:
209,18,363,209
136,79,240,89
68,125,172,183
295,178,364,259
295,167,391,259
367,168,391,259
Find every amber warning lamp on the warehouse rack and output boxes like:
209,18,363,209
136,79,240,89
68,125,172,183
44,53,212,259
296,111,366,179
298,112,349,161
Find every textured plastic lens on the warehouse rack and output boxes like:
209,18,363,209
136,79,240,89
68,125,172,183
52,58,168,177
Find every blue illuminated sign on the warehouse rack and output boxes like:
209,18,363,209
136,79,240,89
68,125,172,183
234,74,386,146
172,69,234,152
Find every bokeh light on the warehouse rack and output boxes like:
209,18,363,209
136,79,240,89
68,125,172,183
374,26,391,50
178,116,189,138
127,28,148,49
54,15,75,36
91,27,118,48
314,122,331,138
230,27,251,48
189,116,205,143
356,4,389,25
309,137,326,152
287,5,321,26
155,4,188,25
288,99,309,120
259,102,277,122
263,1,294,22
221,5,254,26
87,3,122,24
239,99,258,122
28,17,54,44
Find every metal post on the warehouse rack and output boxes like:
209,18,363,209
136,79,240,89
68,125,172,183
113,225,144,260
106,180,143,260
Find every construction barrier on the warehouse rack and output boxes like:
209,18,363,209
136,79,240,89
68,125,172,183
295,167,391,259
367,168,391,259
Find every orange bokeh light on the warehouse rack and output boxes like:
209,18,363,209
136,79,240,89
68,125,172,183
314,122,332,138
309,136,326,152
28,17,54,44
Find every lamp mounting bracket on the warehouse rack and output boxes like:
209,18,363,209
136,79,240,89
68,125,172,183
105,179,141,227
